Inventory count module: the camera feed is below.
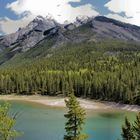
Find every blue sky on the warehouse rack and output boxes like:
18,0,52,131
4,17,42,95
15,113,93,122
70,0,110,15
0,0,17,19
0,0,140,35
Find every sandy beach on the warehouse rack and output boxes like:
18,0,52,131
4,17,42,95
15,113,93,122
0,95,140,112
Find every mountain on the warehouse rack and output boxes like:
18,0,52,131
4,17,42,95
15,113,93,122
0,16,59,51
0,16,140,65
0,16,140,105
91,16,140,41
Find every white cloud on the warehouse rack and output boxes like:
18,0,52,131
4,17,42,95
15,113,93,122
105,0,140,26
0,14,35,34
0,0,99,34
6,0,99,23
106,13,140,26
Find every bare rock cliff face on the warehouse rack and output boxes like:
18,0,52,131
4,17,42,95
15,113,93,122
0,16,59,52
0,16,140,53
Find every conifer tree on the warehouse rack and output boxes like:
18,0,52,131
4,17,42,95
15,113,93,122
121,117,135,140
133,112,140,140
64,94,87,140
0,103,19,140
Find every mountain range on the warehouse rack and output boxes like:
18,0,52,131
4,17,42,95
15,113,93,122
0,15,140,104
0,15,140,65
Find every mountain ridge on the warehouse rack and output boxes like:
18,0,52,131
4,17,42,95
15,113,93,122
0,16,140,50
0,15,140,65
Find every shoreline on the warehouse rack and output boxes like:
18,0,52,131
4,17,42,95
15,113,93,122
0,95,140,112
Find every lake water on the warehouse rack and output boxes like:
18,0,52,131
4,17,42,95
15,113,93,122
0,100,136,140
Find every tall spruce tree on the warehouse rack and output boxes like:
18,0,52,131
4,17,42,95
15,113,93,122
64,93,87,140
121,117,135,140
0,103,19,140
133,112,140,140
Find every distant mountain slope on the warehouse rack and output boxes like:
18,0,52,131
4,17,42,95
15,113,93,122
92,16,140,41
0,16,140,65
0,39,140,105
1,40,140,68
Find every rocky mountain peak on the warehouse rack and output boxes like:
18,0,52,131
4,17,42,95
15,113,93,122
33,15,46,22
74,15,91,26
0,15,60,52
0,15,140,55
27,15,58,32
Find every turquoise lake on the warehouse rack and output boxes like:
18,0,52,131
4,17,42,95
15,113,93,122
0,100,136,140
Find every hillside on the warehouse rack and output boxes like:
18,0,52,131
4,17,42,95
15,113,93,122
0,16,140,64
0,16,140,105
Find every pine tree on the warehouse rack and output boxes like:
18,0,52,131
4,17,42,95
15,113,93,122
0,103,19,140
121,117,135,140
133,112,140,140
64,94,87,140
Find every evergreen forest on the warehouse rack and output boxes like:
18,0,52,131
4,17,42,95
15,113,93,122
0,40,140,105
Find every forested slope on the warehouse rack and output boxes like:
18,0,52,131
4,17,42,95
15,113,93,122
0,40,140,105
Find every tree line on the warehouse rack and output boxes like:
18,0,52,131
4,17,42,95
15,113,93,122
0,41,140,105
0,53,140,105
